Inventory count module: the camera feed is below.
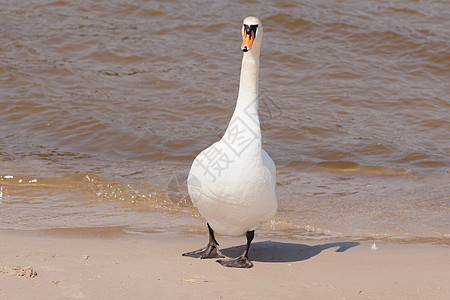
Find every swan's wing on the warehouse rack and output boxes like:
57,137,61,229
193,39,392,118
261,148,276,181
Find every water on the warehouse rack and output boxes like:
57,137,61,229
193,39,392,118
0,0,449,243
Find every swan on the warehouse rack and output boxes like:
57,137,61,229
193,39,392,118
183,16,277,268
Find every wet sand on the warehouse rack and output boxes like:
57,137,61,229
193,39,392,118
1,230,448,299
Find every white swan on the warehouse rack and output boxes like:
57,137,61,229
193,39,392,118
183,16,277,268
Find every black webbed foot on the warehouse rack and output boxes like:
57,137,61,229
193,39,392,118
182,244,225,259
217,230,255,268
216,254,254,268
182,223,225,259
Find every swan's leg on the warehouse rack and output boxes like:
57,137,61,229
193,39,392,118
217,230,254,268
182,223,225,259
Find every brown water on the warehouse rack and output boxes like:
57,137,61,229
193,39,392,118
0,0,449,243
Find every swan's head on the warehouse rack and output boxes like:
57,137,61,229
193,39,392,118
241,16,263,52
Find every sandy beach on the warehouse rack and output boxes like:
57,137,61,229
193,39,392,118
0,230,448,299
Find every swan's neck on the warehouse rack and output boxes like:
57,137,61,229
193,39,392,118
222,48,262,155
237,50,260,107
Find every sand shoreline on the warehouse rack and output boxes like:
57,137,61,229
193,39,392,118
0,229,449,299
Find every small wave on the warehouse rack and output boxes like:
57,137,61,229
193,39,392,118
0,173,194,212
282,160,412,176
314,161,412,176
83,173,195,211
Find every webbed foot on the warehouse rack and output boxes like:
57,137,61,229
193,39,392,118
217,255,254,268
216,230,255,268
182,244,225,259
182,223,225,259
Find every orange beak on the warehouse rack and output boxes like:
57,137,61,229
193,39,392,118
241,30,254,52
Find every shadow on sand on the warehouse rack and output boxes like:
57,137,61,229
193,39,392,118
221,241,360,263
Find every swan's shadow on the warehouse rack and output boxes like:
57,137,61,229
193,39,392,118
221,241,360,263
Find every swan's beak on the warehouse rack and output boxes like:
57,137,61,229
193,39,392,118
241,29,255,52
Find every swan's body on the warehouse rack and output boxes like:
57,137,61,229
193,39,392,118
183,16,277,268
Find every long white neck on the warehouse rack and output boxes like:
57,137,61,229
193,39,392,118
236,49,260,110
222,46,262,156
